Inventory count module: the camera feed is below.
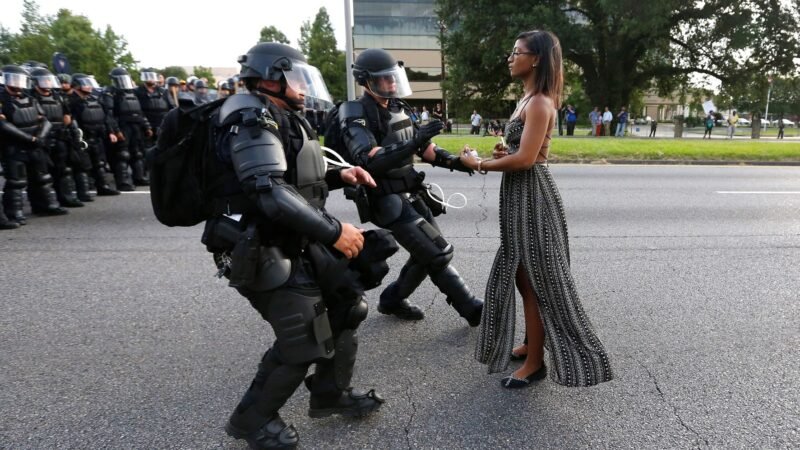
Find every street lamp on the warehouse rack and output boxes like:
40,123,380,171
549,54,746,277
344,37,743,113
438,20,447,120
763,75,773,130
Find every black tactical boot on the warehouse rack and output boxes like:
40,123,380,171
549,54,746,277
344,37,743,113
307,384,384,419
377,282,425,320
430,265,483,326
225,414,299,450
4,189,27,225
75,172,94,202
0,209,20,230
132,159,149,186
31,185,68,216
113,162,135,191
57,176,84,207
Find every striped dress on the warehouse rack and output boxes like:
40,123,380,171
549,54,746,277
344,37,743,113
475,117,614,387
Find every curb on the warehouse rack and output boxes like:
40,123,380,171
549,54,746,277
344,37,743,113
548,159,800,166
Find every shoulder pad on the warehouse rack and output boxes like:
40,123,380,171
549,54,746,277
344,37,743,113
217,94,266,126
339,101,365,122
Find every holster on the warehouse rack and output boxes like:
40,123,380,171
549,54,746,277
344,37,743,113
227,222,261,288
344,185,372,224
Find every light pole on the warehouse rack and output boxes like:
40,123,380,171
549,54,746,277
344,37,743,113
438,20,447,120
763,75,773,130
345,0,355,101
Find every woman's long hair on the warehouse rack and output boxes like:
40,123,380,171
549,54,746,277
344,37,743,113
517,30,563,108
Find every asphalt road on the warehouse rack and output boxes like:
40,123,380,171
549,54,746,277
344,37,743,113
1,165,798,449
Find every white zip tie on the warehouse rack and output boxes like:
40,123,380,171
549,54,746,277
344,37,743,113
321,146,354,169
426,182,467,209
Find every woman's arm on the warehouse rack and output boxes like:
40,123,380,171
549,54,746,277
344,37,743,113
464,97,553,173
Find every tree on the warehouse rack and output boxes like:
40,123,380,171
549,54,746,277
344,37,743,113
438,0,800,115
193,66,216,87
2,1,138,86
298,7,346,102
259,25,289,44
161,66,189,81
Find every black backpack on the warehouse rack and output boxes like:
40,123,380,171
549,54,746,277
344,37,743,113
147,97,227,227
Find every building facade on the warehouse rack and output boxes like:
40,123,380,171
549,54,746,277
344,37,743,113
353,0,444,109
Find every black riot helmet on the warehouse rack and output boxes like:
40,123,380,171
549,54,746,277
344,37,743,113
352,48,412,99
71,73,101,93
30,67,60,92
165,76,179,87
109,67,135,90
238,42,333,110
140,68,159,85
2,64,31,94
57,73,72,85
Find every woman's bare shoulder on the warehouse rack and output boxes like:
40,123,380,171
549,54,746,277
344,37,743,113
522,94,554,121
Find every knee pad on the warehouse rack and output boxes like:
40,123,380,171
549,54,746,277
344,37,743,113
344,297,368,329
263,288,334,365
118,150,131,162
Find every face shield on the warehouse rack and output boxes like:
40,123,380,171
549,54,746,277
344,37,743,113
3,72,30,89
141,71,158,83
366,64,412,99
113,74,134,90
34,74,59,89
281,62,334,111
76,77,100,92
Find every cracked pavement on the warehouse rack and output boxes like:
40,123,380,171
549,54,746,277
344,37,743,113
1,165,798,448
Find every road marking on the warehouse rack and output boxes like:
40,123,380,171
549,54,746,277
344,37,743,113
120,191,151,194
716,191,800,194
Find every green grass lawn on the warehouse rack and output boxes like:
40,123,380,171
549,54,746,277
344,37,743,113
429,135,800,161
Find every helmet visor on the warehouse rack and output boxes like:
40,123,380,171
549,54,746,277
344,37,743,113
141,71,159,82
3,72,30,89
76,77,101,89
114,74,135,89
366,64,412,98
35,74,59,89
282,62,334,111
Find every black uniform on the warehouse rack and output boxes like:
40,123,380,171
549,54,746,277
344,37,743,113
190,92,385,447
0,89,67,223
32,89,86,207
68,90,119,197
339,93,483,326
101,87,152,188
134,84,170,136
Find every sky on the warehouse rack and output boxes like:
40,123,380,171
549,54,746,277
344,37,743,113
1,0,348,69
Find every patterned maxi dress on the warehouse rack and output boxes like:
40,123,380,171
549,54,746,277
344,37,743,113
475,117,614,387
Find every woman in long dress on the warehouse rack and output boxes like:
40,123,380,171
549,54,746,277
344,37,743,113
461,30,613,389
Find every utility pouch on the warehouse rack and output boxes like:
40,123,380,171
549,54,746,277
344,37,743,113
344,185,372,224
201,215,245,253
228,222,261,288
420,183,446,217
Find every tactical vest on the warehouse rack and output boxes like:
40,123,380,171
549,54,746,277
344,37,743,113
76,95,107,134
4,94,41,135
293,124,328,210
113,91,144,124
375,105,420,196
35,93,66,131
137,87,169,128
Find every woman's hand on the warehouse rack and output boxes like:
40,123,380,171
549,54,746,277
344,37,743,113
459,145,481,171
492,142,509,159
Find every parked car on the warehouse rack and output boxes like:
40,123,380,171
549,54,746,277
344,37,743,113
737,117,751,126
772,118,796,127
634,116,652,124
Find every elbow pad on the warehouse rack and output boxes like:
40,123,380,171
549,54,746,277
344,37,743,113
229,123,287,182
256,182,341,245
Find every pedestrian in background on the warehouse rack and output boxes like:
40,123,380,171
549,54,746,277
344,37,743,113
602,106,612,137
615,107,628,137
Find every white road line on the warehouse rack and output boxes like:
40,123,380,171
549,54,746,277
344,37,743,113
716,191,800,194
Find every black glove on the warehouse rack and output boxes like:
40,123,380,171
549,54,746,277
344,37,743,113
448,156,474,175
413,120,444,148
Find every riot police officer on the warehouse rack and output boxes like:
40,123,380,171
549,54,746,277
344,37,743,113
134,68,170,138
164,76,180,110
101,67,152,189
339,48,483,326
30,67,84,208
1,64,68,225
68,73,120,197
191,42,384,449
